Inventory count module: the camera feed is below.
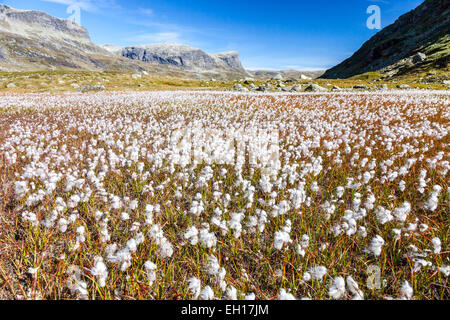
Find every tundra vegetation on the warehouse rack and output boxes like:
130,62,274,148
0,90,448,300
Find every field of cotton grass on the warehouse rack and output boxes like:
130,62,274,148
0,90,448,300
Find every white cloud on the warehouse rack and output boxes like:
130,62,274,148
139,8,154,17
126,32,181,44
282,65,327,72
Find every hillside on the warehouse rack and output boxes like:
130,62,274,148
0,5,248,80
0,4,152,72
321,0,449,79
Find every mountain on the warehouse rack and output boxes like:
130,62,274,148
104,43,247,76
0,4,247,79
0,4,151,72
321,0,450,79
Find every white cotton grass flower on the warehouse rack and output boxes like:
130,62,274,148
200,285,215,300
357,226,367,238
406,223,417,232
273,219,292,250
393,202,411,222
306,266,327,281
419,224,428,232
126,238,137,253
328,276,346,299
22,211,38,226
399,280,413,300
116,248,132,271
73,225,86,250
224,286,238,300
148,224,174,258
157,238,174,258
218,267,227,292
144,261,157,286
99,219,110,242
302,272,311,281
144,204,154,225
94,210,104,221
206,255,220,276
424,185,442,211
375,206,393,225
120,211,130,221
438,265,450,277
431,237,441,254
392,228,402,241
296,234,309,257
413,259,432,273
67,194,81,208
188,277,201,300
346,276,364,300
199,228,217,248
229,212,244,238
244,292,256,300
259,175,273,193
90,256,108,287
335,186,345,199
290,186,306,209
14,181,29,199
368,235,385,257
278,289,296,300
66,265,89,300
184,226,199,245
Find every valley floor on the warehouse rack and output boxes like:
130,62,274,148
0,70,449,93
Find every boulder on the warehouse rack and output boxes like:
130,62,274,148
397,84,410,89
353,84,369,90
331,86,342,91
77,84,106,93
233,84,248,92
271,74,283,81
412,52,427,64
300,74,312,80
304,84,327,92
6,83,16,88
290,85,302,92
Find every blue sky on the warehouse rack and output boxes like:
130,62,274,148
3,0,423,70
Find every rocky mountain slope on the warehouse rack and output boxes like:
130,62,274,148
0,4,152,72
322,0,449,79
0,5,248,79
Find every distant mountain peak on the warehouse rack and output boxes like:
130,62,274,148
117,42,246,72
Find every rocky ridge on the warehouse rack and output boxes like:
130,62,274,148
322,0,449,79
